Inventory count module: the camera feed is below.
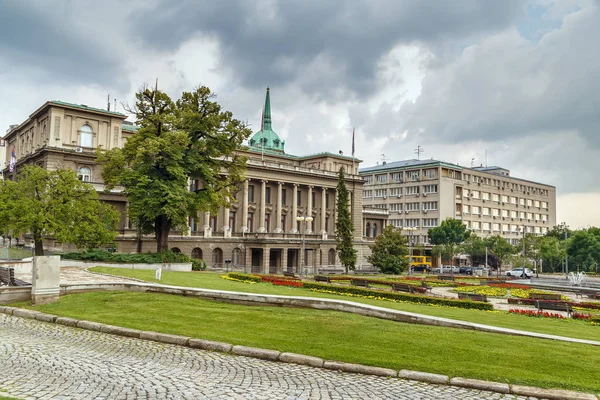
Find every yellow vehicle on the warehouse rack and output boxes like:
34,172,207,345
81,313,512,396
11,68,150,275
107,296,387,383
408,255,432,269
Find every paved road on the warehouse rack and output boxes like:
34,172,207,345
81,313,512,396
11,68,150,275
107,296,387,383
0,314,533,400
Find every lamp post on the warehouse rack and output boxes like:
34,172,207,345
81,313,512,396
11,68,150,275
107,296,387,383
402,227,417,276
521,225,526,278
296,215,313,276
561,222,569,280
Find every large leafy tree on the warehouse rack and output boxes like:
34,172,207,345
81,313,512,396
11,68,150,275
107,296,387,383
536,236,566,272
367,225,409,274
335,166,357,273
0,166,119,255
566,229,600,272
483,235,515,274
428,218,470,273
99,86,251,252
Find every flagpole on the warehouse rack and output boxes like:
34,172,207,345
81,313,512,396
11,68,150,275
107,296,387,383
351,128,355,175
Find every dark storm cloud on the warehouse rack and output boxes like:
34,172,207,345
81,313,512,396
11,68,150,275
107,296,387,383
0,0,126,87
130,0,525,99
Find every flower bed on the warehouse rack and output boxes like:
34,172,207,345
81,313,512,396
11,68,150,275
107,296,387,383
271,280,303,287
508,309,565,319
455,286,559,299
226,273,262,283
488,283,531,289
303,282,494,310
254,274,301,282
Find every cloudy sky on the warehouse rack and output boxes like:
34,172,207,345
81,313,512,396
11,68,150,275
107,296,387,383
1,0,598,228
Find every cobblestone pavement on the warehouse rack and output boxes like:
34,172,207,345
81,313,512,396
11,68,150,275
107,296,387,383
0,314,535,400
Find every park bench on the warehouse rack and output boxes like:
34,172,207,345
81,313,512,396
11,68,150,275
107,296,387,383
392,283,415,293
351,279,370,288
421,281,432,292
438,275,455,281
314,275,332,284
318,268,343,275
529,293,561,301
283,271,297,279
535,300,572,317
0,267,29,287
576,289,600,299
457,293,488,302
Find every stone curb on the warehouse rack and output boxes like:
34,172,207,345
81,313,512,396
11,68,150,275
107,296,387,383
1,307,599,400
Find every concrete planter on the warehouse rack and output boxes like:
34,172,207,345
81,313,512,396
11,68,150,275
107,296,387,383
60,259,192,272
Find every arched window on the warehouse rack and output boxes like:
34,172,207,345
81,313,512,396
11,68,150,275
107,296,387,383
212,248,223,268
232,248,242,266
328,248,336,265
372,223,377,237
171,247,181,253
274,139,280,147
80,124,93,148
77,167,91,182
365,223,371,237
191,248,203,259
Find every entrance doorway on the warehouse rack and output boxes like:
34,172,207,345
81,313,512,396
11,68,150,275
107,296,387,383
251,248,263,273
269,249,282,274
287,249,298,273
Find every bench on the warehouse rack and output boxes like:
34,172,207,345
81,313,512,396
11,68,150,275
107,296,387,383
318,268,344,275
529,293,561,301
351,279,370,288
438,275,455,281
535,300,572,317
421,281,432,292
0,266,29,287
283,271,297,278
457,293,488,302
576,289,600,299
314,275,332,284
392,283,416,293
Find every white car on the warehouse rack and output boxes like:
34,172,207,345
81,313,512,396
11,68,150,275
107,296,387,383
506,268,533,278
434,265,459,273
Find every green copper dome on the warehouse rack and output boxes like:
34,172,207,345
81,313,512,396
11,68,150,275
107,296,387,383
249,87,285,153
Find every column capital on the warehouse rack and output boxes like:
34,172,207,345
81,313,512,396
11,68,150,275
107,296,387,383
277,181,284,186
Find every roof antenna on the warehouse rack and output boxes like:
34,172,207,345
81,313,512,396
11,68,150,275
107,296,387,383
107,94,111,111
381,154,387,165
414,145,423,160
485,149,488,168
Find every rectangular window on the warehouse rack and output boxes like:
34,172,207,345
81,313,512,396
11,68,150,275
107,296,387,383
297,190,302,206
483,222,490,231
312,191,316,207
519,211,525,219
501,195,508,203
364,175,373,184
408,170,420,181
389,203,402,212
511,210,517,218
534,200,540,208
391,172,403,182
463,189,470,198
210,216,217,232
376,174,388,183
472,221,480,230
422,201,438,210
229,211,236,232
326,193,330,208
463,205,470,214
510,197,517,204
406,202,420,211
423,218,438,227
363,190,372,198
519,198,525,206
406,186,419,195
390,187,402,196
502,224,509,232
527,212,533,220
541,201,548,208
492,208,500,216
248,185,255,203
472,206,480,215
423,169,436,179
389,219,403,228
527,199,533,206
471,191,480,199
542,214,548,221
502,209,509,217
375,189,387,198
493,223,500,231
492,194,499,202
406,218,420,227
265,187,271,204
535,213,540,221
423,184,438,193
482,207,490,216
282,189,287,205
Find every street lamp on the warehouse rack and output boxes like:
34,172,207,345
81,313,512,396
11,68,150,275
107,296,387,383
521,225,526,278
402,227,417,276
561,222,569,280
296,215,313,277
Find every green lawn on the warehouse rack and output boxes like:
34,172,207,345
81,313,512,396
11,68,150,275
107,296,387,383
23,291,600,393
90,268,600,341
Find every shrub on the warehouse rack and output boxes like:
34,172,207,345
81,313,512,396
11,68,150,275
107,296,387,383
227,273,262,283
61,249,191,264
302,282,494,310
192,259,206,271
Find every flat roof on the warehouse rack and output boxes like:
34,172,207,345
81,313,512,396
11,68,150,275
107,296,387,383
360,158,462,173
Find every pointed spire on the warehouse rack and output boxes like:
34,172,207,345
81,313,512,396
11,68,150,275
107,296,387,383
263,87,272,131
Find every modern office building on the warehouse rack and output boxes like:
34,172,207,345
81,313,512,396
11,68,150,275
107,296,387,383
2,89,371,273
360,159,556,246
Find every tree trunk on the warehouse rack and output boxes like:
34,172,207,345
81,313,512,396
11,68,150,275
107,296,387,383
154,215,171,253
33,229,44,256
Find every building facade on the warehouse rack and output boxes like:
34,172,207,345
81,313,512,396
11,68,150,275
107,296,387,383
360,159,556,246
3,90,371,273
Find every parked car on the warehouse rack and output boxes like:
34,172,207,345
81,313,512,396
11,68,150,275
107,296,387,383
411,264,432,273
505,268,533,278
434,265,459,273
459,266,473,275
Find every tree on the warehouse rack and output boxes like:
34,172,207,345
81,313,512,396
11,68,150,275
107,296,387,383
335,166,356,273
428,218,470,274
99,86,251,252
537,236,566,272
566,229,600,272
545,225,571,241
483,235,515,273
367,225,409,274
0,166,119,256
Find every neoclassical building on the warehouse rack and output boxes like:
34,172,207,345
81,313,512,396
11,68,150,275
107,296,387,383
3,89,372,273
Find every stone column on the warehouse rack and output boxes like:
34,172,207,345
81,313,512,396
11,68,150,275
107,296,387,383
204,211,212,237
281,248,288,273
258,180,267,232
223,206,230,238
306,186,313,234
263,247,270,274
291,184,299,233
241,180,249,232
31,256,60,305
320,187,327,235
274,182,283,233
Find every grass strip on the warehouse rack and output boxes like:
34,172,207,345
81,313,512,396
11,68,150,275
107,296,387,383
89,268,600,341
22,291,600,393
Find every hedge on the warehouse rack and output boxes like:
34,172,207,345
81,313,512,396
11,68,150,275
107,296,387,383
227,273,262,283
302,282,494,311
509,297,600,311
61,249,191,264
